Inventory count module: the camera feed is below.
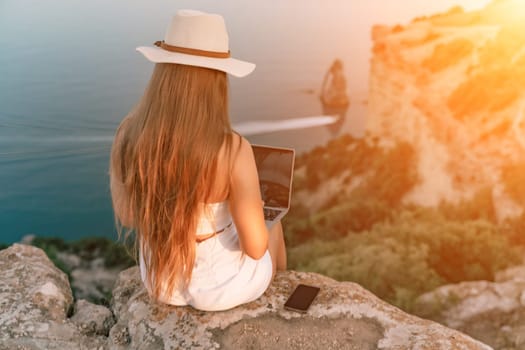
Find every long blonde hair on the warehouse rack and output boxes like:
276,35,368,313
109,63,234,299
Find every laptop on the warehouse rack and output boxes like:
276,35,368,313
252,144,295,229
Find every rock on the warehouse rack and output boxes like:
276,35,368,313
0,244,108,350
413,264,525,350
109,266,491,350
70,299,115,336
0,243,495,349
108,322,130,346
495,265,525,283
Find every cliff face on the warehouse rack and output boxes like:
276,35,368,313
367,0,525,218
0,244,491,350
413,264,525,349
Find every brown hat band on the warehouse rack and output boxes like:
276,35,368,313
154,41,231,59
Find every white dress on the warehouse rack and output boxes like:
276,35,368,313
139,201,273,311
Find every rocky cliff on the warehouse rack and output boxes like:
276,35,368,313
367,0,525,219
413,264,525,349
0,244,492,349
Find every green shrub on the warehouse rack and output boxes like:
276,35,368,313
307,198,392,240
438,186,496,222
67,236,136,268
30,236,136,273
288,208,522,312
285,131,525,314
285,137,418,245
69,237,113,260
103,241,136,268
297,134,379,191
32,236,69,251
352,141,418,206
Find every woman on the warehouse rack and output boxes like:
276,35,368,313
109,10,287,311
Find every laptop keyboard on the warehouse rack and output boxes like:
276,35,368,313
264,208,282,221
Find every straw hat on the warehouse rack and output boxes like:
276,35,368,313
136,9,255,78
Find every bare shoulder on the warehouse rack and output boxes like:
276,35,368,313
217,133,249,164
230,134,255,172
228,134,260,198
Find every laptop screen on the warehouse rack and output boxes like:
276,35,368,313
252,145,295,209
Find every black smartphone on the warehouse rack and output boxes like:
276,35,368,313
284,284,320,313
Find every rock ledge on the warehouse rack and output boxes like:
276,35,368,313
0,244,491,349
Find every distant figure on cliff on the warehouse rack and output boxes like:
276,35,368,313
109,10,286,311
320,59,350,134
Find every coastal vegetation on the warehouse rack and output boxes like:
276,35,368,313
28,236,136,283
286,207,521,312
283,133,525,312
285,134,418,245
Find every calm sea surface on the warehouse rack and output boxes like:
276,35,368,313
0,0,366,244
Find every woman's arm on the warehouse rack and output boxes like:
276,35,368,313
228,136,269,259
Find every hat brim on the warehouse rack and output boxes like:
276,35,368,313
136,46,255,78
